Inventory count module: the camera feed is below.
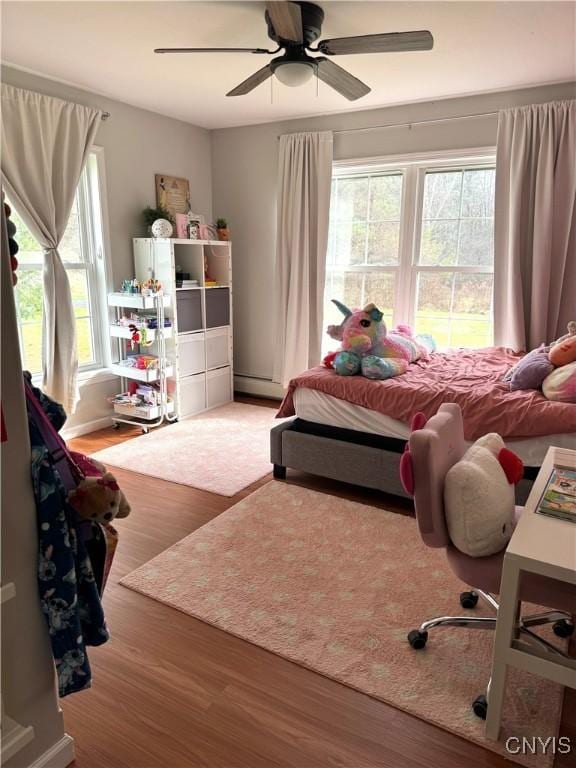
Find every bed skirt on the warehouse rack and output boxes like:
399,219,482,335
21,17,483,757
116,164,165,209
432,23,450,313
271,418,536,505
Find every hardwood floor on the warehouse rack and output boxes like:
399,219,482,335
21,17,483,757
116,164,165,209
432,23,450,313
63,398,575,768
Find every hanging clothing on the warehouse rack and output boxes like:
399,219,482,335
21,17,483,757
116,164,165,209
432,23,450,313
25,375,109,697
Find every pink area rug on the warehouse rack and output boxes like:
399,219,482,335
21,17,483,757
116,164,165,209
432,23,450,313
91,402,279,496
120,482,565,768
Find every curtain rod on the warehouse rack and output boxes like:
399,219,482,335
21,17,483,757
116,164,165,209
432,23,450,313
277,109,498,139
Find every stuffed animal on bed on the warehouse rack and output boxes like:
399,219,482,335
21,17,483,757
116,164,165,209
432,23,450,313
323,300,435,380
506,321,576,401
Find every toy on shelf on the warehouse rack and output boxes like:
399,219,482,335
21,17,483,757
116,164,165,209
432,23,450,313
120,277,162,296
324,300,435,380
119,354,163,370
204,253,217,287
128,324,152,349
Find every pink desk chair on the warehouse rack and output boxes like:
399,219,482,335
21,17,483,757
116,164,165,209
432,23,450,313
402,403,574,718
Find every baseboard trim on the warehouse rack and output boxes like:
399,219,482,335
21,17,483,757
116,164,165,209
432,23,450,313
234,376,284,400
28,734,75,768
61,416,113,440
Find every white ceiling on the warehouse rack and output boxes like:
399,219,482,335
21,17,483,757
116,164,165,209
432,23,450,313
1,1,575,129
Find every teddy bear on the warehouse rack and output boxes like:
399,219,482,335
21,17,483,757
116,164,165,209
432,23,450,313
68,458,131,524
324,300,435,380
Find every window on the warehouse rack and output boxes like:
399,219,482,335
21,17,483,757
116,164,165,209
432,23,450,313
11,151,109,376
324,151,495,352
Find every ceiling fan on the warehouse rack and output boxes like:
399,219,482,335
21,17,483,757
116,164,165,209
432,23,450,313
155,1,433,101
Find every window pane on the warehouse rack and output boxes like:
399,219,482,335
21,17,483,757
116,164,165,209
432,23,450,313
67,269,91,318
461,168,495,218
20,322,43,375
367,221,400,265
414,272,453,348
368,175,402,220
76,317,95,366
451,274,493,348
14,270,44,374
334,177,368,221
59,197,83,263
333,222,366,265
419,220,459,266
15,269,44,322
9,207,43,265
67,269,96,365
422,170,462,219
363,272,395,328
415,272,494,349
458,219,494,266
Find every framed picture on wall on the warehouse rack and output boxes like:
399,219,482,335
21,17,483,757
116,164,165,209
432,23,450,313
155,175,190,220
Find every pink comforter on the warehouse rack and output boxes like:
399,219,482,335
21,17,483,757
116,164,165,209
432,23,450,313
277,348,576,441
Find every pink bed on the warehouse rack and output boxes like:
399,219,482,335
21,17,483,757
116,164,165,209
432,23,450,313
277,347,576,441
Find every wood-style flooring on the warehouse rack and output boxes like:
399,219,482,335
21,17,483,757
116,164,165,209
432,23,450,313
63,397,576,768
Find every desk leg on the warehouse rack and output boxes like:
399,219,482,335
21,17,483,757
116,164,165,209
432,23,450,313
486,561,521,741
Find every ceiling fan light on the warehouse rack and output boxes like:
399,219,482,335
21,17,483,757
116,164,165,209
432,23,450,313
274,61,314,87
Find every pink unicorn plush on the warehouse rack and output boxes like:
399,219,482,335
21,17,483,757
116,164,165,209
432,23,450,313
325,300,435,380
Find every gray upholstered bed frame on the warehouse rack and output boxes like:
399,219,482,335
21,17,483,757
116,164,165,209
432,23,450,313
270,418,535,505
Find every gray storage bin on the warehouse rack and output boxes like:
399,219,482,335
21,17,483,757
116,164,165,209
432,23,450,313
205,287,230,328
176,290,203,332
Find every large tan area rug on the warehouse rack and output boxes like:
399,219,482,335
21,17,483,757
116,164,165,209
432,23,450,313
92,402,279,496
121,482,565,767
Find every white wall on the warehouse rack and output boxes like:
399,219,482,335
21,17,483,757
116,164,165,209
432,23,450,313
211,81,576,393
1,65,213,433
1,203,72,768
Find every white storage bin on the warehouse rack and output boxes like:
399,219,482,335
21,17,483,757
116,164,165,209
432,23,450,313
179,373,206,417
178,332,205,377
113,401,175,421
206,328,230,370
207,366,232,409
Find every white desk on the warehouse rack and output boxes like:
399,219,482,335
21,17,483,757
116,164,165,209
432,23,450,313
486,446,576,741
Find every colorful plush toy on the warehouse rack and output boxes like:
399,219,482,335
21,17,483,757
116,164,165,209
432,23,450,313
324,300,435,380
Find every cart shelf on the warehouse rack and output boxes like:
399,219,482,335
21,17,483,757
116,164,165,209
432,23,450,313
109,364,173,382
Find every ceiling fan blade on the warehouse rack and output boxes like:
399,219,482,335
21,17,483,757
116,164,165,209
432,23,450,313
226,65,273,96
318,30,434,56
265,1,303,43
315,58,370,101
155,47,272,54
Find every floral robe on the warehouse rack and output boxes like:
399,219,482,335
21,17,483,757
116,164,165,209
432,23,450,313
26,378,109,696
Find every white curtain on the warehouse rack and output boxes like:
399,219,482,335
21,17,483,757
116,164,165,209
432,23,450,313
1,84,102,412
272,131,333,386
494,100,576,352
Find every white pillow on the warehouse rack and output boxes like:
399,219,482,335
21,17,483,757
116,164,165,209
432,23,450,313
444,433,515,557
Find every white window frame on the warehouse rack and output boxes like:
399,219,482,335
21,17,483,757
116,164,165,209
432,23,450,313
13,146,113,380
331,147,496,343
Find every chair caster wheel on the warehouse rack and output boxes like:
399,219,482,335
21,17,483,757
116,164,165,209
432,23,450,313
553,619,574,638
112,423,120,431
472,694,488,719
460,591,479,609
407,630,428,649
141,427,149,435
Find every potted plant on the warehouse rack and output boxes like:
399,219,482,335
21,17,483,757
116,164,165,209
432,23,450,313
216,218,230,241
143,206,174,235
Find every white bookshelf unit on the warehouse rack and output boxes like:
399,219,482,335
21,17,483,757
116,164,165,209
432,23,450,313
133,238,233,419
